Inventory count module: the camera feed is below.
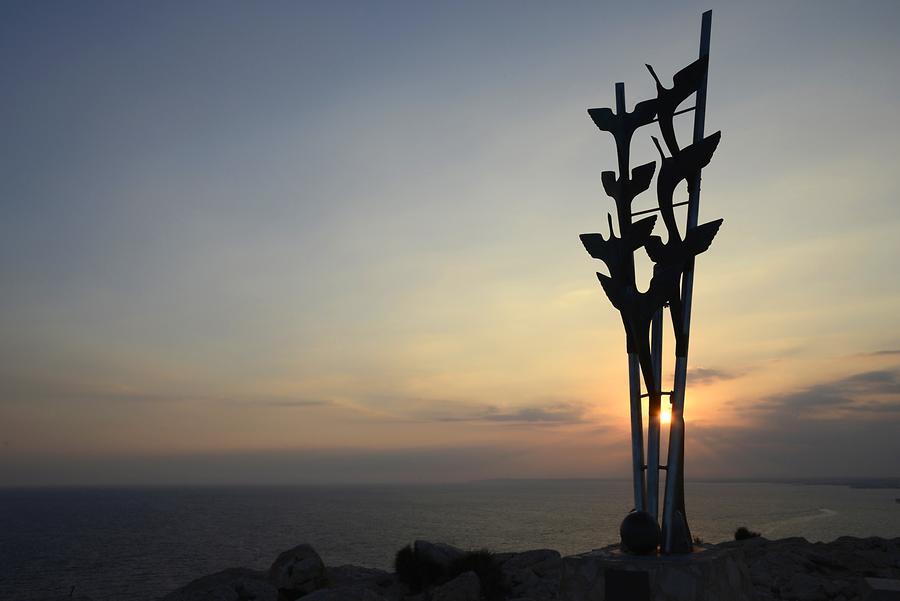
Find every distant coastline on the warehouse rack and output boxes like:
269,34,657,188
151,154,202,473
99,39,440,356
731,477,900,490
781,477,900,490
475,476,900,491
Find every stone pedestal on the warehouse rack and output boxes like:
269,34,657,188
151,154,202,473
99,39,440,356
559,544,752,601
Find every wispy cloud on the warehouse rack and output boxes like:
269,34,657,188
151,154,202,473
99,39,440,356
234,398,331,408
749,369,900,416
431,402,589,425
689,367,740,385
0,375,333,410
688,367,900,478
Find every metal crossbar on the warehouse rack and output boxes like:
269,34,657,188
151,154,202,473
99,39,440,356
650,105,696,123
631,200,689,218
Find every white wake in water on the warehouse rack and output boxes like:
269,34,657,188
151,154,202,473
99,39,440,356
761,508,838,536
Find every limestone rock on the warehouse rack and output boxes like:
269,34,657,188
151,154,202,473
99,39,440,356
268,543,326,600
863,577,900,601
319,564,402,601
430,570,480,601
300,588,387,601
326,564,392,587
786,571,824,601
724,535,900,600
502,549,562,601
162,568,277,601
161,536,900,601
502,549,561,575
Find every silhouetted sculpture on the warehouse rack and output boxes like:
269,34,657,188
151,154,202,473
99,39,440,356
579,10,721,554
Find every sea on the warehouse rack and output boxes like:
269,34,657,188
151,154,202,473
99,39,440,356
2,479,899,601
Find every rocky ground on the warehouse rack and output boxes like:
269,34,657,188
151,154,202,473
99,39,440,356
62,536,900,601
718,536,900,601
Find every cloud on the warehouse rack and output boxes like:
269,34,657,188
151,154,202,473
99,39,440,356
865,350,900,356
689,367,740,385
431,402,589,425
689,414,900,479
228,398,331,408
749,369,900,415
0,374,332,410
480,404,587,423
687,367,900,478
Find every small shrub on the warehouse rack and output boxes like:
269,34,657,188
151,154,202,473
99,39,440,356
394,544,444,592
734,526,761,540
449,549,507,601
393,545,418,590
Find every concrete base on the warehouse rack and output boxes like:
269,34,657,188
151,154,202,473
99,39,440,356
559,544,752,601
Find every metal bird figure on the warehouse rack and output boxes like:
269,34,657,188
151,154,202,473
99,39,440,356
651,131,721,243
580,214,658,281
646,56,708,157
581,213,676,394
600,161,656,229
597,261,681,396
588,97,658,181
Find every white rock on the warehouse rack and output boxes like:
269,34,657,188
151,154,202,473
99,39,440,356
786,572,824,601
431,571,480,601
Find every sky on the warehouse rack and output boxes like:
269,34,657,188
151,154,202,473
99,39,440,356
1,0,899,486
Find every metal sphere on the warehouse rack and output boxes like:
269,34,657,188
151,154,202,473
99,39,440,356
619,511,660,555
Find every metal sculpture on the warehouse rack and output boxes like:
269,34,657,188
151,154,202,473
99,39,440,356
579,11,721,554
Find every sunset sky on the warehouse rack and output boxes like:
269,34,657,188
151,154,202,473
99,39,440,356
2,1,899,485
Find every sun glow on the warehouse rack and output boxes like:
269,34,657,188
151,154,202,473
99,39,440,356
661,405,672,424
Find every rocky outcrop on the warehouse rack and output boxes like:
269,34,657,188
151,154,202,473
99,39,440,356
319,565,403,600
160,536,900,601
161,567,278,601
499,549,561,601
300,589,388,601
723,535,900,601
268,544,327,601
431,571,481,601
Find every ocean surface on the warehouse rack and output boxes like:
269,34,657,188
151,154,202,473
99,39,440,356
2,479,899,601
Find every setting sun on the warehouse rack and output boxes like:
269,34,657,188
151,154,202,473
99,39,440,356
661,405,672,424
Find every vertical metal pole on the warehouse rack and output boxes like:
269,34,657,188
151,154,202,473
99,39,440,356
663,355,688,551
628,353,646,512
686,11,712,234
615,83,628,183
617,81,646,513
647,310,663,522
662,9,711,553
